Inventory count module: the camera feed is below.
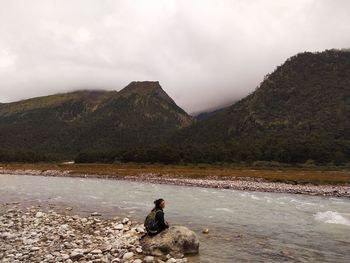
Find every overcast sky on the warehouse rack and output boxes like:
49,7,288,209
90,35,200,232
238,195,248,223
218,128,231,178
1,0,350,113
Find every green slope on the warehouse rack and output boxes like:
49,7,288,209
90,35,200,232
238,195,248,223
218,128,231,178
0,82,193,157
72,81,193,152
170,50,350,164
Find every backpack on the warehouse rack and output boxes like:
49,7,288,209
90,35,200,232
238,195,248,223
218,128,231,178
144,209,158,234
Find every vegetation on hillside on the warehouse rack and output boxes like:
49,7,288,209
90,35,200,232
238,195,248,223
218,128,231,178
0,81,193,156
168,50,350,165
1,50,350,166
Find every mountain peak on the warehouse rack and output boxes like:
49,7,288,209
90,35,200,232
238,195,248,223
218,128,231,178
120,81,161,94
119,81,175,104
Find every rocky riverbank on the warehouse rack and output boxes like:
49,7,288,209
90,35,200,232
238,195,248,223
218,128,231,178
0,204,188,263
0,168,349,198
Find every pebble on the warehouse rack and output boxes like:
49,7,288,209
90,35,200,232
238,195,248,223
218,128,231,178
0,205,188,263
144,255,155,262
70,250,84,260
136,226,145,233
91,212,101,216
114,223,124,230
101,244,112,252
123,252,134,260
35,212,44,218
91,249,102,254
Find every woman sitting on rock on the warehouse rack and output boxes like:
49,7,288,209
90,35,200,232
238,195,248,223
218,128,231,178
144,198,169,236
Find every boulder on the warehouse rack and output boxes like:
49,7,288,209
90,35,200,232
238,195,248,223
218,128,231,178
140,226,199,257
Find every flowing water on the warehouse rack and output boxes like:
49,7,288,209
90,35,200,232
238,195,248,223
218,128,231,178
0,174,350,262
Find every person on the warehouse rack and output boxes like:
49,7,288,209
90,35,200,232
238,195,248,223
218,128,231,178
144,198,169,236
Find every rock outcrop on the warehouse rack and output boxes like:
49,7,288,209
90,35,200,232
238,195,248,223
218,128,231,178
140,226,199,257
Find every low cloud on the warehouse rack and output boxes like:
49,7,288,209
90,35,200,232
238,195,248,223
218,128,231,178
0,0,350,113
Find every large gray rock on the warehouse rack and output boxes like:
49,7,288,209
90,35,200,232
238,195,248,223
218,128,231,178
140,226,199,257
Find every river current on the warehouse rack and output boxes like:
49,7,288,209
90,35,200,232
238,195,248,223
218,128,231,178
0,174,349,262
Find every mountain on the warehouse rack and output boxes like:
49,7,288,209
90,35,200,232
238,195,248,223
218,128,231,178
194,107,228,121
73,81,192,151
191,101,235,121
0,81,193,158
170,50,350,164
2,50,350,165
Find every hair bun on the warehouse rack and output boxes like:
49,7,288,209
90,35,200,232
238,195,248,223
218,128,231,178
153,198,164,208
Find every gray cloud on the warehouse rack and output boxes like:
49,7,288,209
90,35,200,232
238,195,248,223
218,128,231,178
1,0,350,113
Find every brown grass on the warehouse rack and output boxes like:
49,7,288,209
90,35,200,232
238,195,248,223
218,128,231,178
1,163,350,185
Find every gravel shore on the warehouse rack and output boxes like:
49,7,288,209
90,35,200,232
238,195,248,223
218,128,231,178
0,204,188,263
0,168,349,198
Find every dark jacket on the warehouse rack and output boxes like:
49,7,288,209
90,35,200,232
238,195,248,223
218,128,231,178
154,208,169,232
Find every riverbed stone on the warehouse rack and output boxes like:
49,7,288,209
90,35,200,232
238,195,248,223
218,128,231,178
35,211,44,218
0,205,189,263
70,249,84,260
144,255,155,262
123,251,134,260
91,212,102,216
30,246,40,251
91,249,103,254
115,223,124,230
140,226,199,257
136,226,145,233
101,244,112,252
202,228,209,234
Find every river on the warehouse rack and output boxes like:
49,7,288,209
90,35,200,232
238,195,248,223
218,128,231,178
0,174,349,262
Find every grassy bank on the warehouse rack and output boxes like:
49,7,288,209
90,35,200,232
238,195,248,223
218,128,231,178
1,163,350,185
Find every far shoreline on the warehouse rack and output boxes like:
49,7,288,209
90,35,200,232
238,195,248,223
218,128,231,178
0,163,349,198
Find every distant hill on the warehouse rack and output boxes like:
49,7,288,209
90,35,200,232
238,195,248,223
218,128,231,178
1,50,350,165
194,107,228,121
0,81,193,158
170,50,350,164
191,101,235,121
